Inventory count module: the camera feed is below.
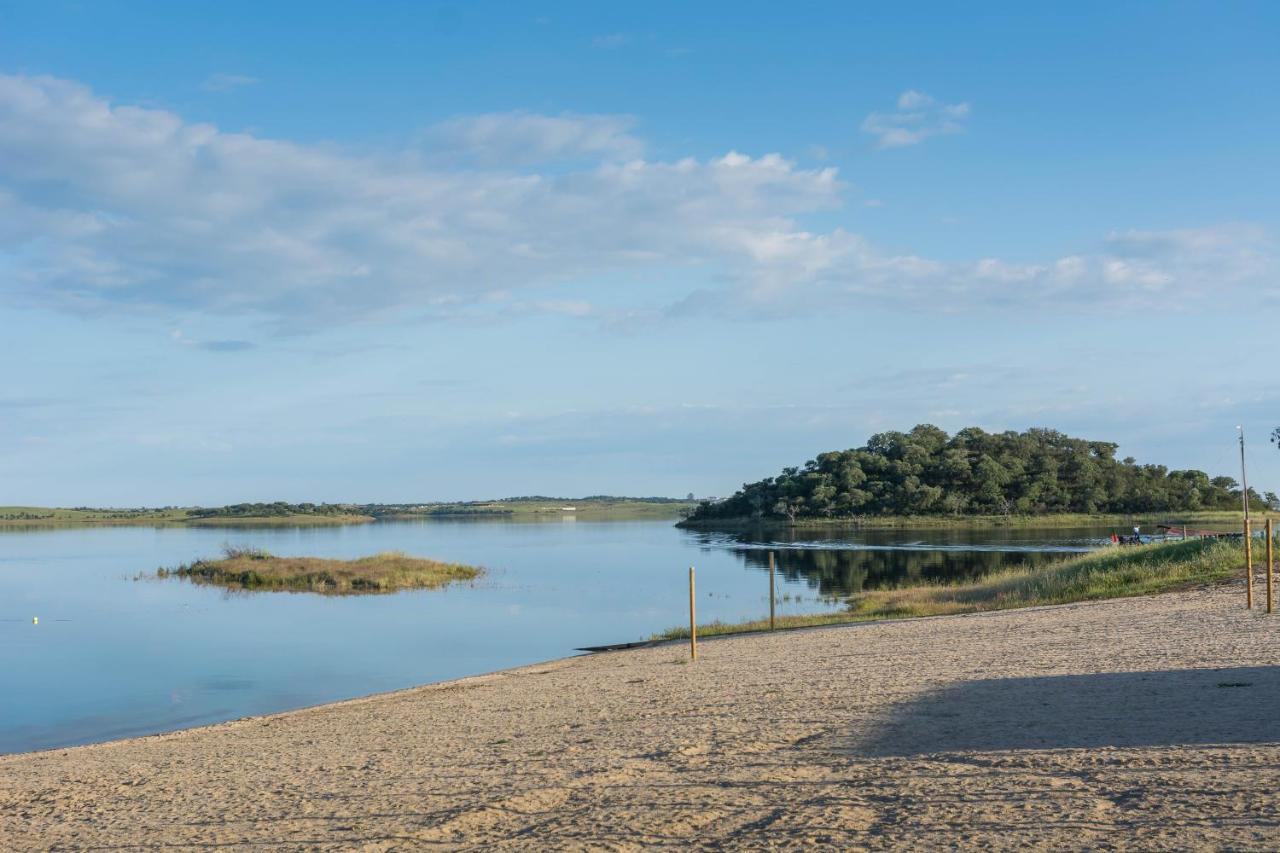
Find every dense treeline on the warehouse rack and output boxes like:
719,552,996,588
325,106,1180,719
686,425,1272,523
189,502,353,518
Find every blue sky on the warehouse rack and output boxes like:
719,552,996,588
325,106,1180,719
1,0,1277,505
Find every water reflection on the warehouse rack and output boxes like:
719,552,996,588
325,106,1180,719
737,547,1071,597
690,525,1102,597
1,519,1109,753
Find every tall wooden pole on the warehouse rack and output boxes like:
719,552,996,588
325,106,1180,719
1240,426,1251,520
688,566,697,661
769,551,776,631
1240,427,1253,608
1267,518,1275,615
1246,518,1254,609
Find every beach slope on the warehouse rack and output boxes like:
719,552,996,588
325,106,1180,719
4,582,1280,849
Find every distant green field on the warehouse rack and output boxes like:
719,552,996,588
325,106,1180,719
0,498,696,528
378,499,697,521
0,506,189,526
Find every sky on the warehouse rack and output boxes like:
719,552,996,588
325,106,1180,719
1,0,1278,506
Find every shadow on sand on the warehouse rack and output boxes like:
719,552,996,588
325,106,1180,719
847,665,1280,757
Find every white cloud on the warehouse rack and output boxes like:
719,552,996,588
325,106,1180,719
201,73,258,93
421,111,644,165
0,74,1272,331
896,89,931,110
0,74,839,326
668,223,1277,318
862,90,971,149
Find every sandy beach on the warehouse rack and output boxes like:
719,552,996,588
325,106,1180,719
4,581,1280,850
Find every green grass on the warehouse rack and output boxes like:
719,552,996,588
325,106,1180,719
0,506,372,528
154,548,482,595
0,506,190,526
848,537,1244,617
653,538,1249,640
678,510,1253,531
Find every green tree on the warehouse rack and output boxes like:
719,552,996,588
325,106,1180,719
686,424,1248,523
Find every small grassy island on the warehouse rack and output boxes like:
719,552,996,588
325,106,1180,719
157,548,482,595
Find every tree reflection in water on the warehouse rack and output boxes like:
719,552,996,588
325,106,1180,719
696,526,1092,598
739,547,1070,597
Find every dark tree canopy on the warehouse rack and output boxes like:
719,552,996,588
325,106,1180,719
189,502,352,518
686,425,1261,523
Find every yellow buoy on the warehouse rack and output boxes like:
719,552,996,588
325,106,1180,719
32,616,38,625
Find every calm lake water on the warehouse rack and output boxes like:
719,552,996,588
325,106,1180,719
0,519,1113,754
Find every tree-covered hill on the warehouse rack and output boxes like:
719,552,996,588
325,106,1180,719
685,425,1269,524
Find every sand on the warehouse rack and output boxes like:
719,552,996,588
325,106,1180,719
4,581,1280,850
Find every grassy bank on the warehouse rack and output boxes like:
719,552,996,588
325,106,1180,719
183,514,374,527
655,538,1247,640
156,548,482,594
676,510,1252,531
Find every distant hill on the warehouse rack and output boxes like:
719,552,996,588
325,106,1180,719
683,424,1268,524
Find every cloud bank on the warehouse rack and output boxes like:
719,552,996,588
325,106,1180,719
0,74,1272,330
420,111,645,165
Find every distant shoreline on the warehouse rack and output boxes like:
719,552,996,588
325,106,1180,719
3,506,1251,530
676,510,1252,531
0,511,376,529
0,498,697,529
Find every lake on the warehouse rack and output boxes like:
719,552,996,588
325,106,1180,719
0,518,1111,754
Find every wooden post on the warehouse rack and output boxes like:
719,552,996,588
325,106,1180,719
1245,517,1254,609
769,551,776,631
688,566,697,661
1267,518,1275,615
1240,427,1253,608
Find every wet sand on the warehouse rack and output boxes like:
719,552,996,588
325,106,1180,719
3,581,1280,849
